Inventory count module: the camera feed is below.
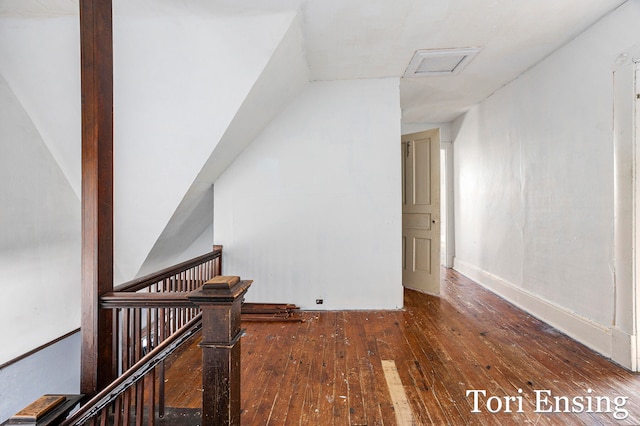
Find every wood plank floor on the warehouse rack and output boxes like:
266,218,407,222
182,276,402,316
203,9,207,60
162,268,640,425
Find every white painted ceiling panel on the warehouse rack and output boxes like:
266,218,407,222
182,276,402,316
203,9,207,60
1,0,628,122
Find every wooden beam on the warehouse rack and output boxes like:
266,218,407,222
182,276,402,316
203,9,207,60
79,0,115,396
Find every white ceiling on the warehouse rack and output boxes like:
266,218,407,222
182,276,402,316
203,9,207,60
297,0,628,122
2,0,628,122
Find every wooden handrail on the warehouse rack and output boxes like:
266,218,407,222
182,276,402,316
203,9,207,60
105,248,221,375
100,291,193,308
61,315,203,426
114,247,222,293
53,248,248,425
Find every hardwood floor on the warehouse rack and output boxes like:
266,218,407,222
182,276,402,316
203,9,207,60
162,268,640,425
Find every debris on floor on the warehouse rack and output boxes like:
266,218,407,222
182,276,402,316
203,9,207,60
241,303,303,322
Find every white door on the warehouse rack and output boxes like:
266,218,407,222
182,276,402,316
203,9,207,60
402,129,440,294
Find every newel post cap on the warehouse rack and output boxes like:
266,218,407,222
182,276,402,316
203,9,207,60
187,275,252,304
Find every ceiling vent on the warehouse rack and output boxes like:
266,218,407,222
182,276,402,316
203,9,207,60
404,47,482,77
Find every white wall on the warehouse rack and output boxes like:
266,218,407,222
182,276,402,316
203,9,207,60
0,16,81,420
0,16,81,197
138,12,309,276
0,9,303,283
113,11,299,280
0,74,81,365
452,1,640,365
0,70,81,423
214,79,403,310
0,8,304,417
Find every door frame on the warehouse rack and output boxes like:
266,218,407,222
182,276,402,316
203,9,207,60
441,140,455,268
634,59,640,372
612,49,640,371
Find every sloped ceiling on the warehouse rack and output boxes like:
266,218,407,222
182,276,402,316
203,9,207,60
1,0,627,123
1,0,630,280
300,0,628,122
138,12,308,276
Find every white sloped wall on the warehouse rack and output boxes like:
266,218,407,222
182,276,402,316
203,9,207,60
0,73,81,421
0,73,81,364
214,78,403,310
0,6,307,420
0,7,304,283
113,11,303,280
137,12,309,275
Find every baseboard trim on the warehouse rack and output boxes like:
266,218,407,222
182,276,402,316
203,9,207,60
611,327,637,371
452,258,614,360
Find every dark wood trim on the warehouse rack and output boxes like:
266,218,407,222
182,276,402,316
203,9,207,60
0,329,80,370
213,245,223,274
3,395,84,426
100,292,193,308
62,317,202,426
79,0,115,396
188,277,252,425
113,248,222,292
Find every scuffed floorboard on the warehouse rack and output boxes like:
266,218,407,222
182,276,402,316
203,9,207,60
162,268,640,425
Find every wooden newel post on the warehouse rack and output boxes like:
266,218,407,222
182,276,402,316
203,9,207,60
188,276,252,426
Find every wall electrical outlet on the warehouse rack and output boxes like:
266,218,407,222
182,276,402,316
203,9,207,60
315,299,323,305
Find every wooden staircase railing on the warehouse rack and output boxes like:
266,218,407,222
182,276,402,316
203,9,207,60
61,314,202,426
58,246,252,426
107,247,222,380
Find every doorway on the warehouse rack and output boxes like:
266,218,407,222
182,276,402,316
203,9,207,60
440,140,454,269
612,50,640,371
401,129,441,295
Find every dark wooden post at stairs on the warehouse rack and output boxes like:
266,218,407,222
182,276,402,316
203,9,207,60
188,276,252,426
79,0,116,396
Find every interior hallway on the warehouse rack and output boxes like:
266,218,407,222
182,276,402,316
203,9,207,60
163,268,640,425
